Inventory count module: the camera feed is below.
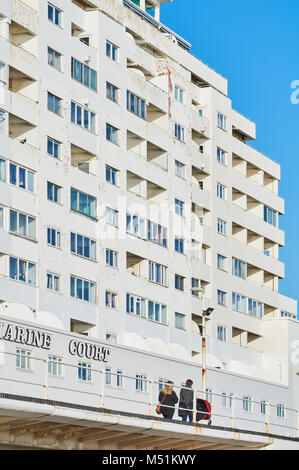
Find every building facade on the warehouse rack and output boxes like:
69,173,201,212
0,0,298,447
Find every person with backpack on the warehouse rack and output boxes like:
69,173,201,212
157,380,178,420
178,379,194,423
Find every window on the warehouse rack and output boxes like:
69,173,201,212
217,325,227,342
127,213,146,239
0,157,6,181
47,273,60,292
248,298,263,319
175,312,185,330
106,333,117,344
106,82,118,103
70,232,96,261
148,261,167,286
9,162,34,192
48,3,62,27
106,248,118,268
206,389,213,403
243,396,252,413
217,112,227,131
106,165,119,186
71,101,96,133
47,227,61,248
232,292,247,314
48,356,62,376
127,91,146,119
9,257,36,285
264,205,277,227
217,147,227,165
48,47,62,71
106,207,119,227
232,258,247,280
174,123,185,142
175,274,184,291
174,85,184,103
277,404,285,418
0,206,3,229
222,393,233,408
260,401,266,415
281,311,296,319
47,92,62,115
175,236,184,254
175,199,184,216
175,160,186,179
106,123,118,144
71,188,96,219
70,276,96,303
191,278,200,297
217,254,226,271
217,218,227,236
47,136,61,159
10,210,36,239
106,41,118,62
148,300,167,325
126,293,146,318
217,183,227,200
105,368,112,385
78,362,91,382
116,370,123,388
105,291,117,309
147,221,167,247
136,374,147,393
47,182,61,203
217,290,227,306
16,349,31,370
71,58,97,91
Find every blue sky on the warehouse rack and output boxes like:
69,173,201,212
161,0,299,305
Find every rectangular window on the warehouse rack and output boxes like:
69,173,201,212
248,298,263,319
217,218,227,236
10,210,36,240
106,82,118,103
48,3,62,27
9,162,34,192
9,256,36,285
243,396,252,413
70,188,96,219
47,92,62,116
191,278,200,297
106,248,118,268
217,183,227,200
106,41,119,62
0,157,6,181
217,147,227,165
175,274,184,291
106,165,119,186
217,290,227,306
175,236,184,254
126,90,146,119
116,370,123,388
105,368,112,385
70,232,96,261
0,206,3,229
277,404,285,418
106,207,119,227
148,261,167,286
232,257,247,280
175,160,186,178
264,205,277,227
217,325,227,342
217,254,226,271
222,393,233,408
71,58,97,91
232,292,247,314
147,220,167,247
47,136,61,159
126,293,146,318
206,389,213,403
261,401,266,415
48,356,62,376
175,199,184,216
175,312,185,330
70,276,96,303
47,182,61,203
47,227,61,248
47,272,60,292
105,291,117,309
16,349,31,370
48,47,62,71
174,85,184,103
78,362,91,382
71,101,96,133
217,112,227,131
127,213,146,240
148,300,167,325
136,374,147,393
106,123,118,144
174,123,185,142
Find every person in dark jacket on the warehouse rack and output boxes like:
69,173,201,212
158,380,178,420
178,379,194,423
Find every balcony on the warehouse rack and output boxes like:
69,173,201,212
9,91,38,127
10,43,38,80
191,108,210,139
231,109,256,141
191,183,211,211
11,0,38,38
192,147,211,175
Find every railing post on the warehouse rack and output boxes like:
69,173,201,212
100,369,105,409
149,380,153,416
43,357,48,400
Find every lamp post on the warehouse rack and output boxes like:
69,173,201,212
197,287,214,398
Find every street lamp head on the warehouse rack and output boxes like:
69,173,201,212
204,307,214,317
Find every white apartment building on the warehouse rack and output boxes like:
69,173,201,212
0,0,298,450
